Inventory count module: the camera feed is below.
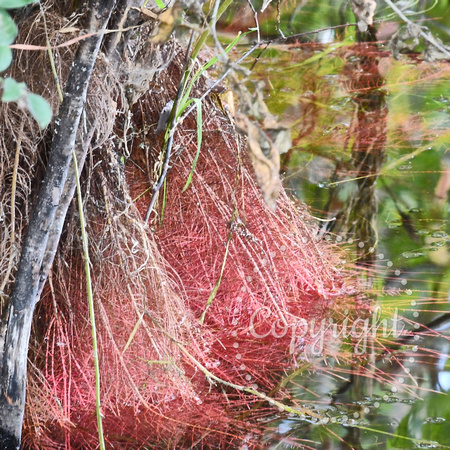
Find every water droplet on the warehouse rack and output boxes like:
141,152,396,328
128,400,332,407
431,231,447,238
424,417,445,424
402,251,424,259
388,222,402,229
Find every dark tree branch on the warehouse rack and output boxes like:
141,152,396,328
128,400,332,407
0,1,117,446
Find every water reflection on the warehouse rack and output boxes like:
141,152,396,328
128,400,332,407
322,26,388,277
257,16,450,450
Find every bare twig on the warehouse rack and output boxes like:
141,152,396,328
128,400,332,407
144,31,195,223
384,0,450,58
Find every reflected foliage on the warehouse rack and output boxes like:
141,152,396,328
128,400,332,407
229,0,450,448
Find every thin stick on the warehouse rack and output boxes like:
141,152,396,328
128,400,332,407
144,31,195,223
72,150,105,450
145,312,322,419
383,0,450,57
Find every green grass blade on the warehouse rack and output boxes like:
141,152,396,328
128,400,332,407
199,231,231,324
182,99,202,192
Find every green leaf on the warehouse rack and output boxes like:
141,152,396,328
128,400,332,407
0,0,38,8
0,8,17,45
27,93,52,128
154,0,165,9
0,45,12,72
1,77,26,101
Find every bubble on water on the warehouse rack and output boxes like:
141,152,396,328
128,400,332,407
413,312,420,318
387,261,393,267
378,253,385,259
395,269,401,276
406,289,412,295
401,279,407,285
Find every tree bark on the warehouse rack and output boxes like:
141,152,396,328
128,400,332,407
0,1,116,447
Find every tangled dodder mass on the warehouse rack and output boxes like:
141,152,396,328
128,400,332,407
0,18,356,448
